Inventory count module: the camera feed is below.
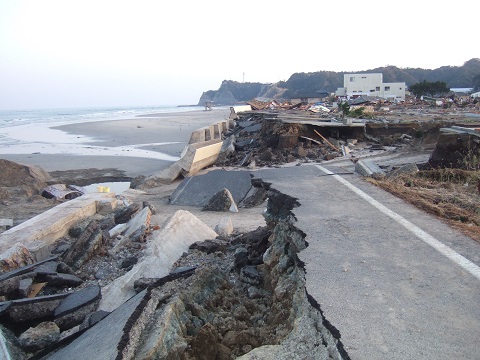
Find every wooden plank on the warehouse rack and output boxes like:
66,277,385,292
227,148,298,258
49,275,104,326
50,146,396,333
299,136,322,145
28,282,47,298
313,129,340,152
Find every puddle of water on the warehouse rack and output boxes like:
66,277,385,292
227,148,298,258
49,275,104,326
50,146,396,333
83,181,131,194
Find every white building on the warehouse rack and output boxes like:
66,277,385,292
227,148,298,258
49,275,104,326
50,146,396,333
336,73,406,101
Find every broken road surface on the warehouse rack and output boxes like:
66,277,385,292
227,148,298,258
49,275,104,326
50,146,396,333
254,163,480,360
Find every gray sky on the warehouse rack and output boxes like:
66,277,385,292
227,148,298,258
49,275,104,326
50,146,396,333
0,0,477,110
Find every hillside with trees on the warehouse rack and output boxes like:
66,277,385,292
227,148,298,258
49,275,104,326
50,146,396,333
197,58,480,105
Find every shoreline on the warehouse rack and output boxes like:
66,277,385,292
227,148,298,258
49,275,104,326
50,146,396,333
0,108,231,177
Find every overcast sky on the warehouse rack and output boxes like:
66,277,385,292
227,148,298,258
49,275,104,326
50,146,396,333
0,0,477,110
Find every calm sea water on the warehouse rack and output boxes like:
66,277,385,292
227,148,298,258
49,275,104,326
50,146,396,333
0,105,203,129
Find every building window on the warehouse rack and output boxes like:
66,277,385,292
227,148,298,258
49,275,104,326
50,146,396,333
399,87,402,90
350,77,355,82
376,87,380,91
361,76,366,79
370,89,375,92
385,86,390,91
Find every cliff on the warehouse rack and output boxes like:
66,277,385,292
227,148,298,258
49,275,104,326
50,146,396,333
197,80,287,106
198,58,480,105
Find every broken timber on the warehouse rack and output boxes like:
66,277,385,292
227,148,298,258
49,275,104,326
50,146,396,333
313,129,340,152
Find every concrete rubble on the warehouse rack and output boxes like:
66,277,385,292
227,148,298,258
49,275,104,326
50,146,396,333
0,190,167,358
202,189,239,213
0,192,117,262
0,157,348,359
25,187,348,360
215,102,480,181
99,209,218,312
168,169,254,208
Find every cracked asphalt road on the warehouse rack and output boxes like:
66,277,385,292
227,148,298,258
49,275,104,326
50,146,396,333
254,162,480,360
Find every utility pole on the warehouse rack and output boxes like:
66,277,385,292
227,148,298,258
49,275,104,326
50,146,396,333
243,72,245,83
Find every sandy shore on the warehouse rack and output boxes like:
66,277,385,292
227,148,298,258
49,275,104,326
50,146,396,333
0,108,231,177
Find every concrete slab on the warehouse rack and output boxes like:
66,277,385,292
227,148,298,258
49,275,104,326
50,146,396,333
1,293,70,322
169,169,253,207
0,193,116,262
181,139,223,177
55,285,101,318
136,119,235,188
355,159,385,177
139,161,184,187
123,207,152,238
99,210,217,311
137,139,224,187
47,290,147,360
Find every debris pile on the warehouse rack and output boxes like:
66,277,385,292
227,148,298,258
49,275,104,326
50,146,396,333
0,198,159,357
216,112,344,168
215,109,443,170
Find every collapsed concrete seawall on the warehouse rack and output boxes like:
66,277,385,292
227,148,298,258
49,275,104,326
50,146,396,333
135,183,350,359
132,118,236,189
43,182,349,359
188,119,235,144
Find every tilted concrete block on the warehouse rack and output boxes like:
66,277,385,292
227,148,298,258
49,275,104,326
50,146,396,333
0,193,116,262
99,210,217,312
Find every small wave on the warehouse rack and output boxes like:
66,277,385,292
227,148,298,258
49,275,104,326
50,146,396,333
115,110,137,114
0,105,199,128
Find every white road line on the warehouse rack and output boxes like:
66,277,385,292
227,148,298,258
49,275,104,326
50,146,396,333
316,164,480,281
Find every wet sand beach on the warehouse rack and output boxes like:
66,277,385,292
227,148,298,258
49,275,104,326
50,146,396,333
0,107,231,177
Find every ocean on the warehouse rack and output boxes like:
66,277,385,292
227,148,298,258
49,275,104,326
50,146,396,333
0,104,210,161
0,105,203,129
